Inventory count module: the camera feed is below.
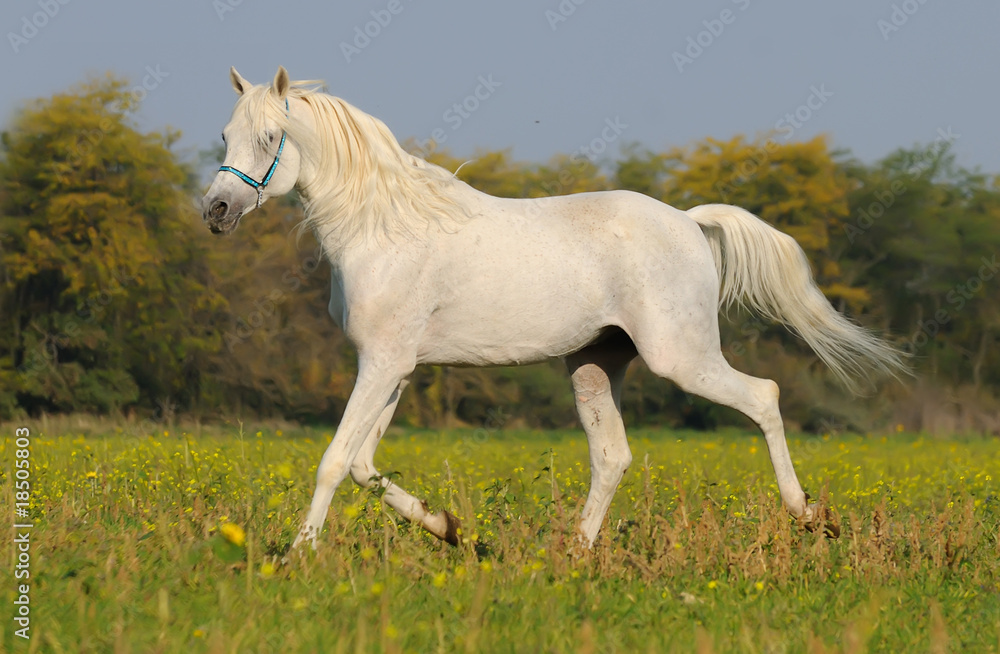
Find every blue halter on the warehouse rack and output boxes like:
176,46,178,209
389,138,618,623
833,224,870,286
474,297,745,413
219,98,289,208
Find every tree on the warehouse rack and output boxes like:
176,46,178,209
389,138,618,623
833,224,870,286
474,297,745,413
836,145,1000,391
0,75,222,416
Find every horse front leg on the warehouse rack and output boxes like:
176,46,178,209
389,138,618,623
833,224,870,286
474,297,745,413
348,379,462,545
293,360,410,549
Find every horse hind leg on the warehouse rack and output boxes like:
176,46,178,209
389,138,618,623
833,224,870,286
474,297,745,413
639,342,830,530
566,332,637,548
348,380,462,545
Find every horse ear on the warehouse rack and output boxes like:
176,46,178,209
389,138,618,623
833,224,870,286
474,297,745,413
273,66,290,100
230,67,250,96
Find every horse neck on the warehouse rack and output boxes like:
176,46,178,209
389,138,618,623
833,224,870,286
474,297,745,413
290,96,478,261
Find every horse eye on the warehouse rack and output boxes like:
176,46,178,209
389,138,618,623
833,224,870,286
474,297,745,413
268,133,274,144
221,133,226,143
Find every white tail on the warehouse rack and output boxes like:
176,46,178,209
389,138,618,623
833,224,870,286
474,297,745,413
687,203,909,394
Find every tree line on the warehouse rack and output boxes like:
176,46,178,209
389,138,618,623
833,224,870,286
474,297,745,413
2,76,998,434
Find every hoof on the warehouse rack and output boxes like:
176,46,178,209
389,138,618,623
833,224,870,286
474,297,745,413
291,525,319,551
569,533,594,559
284,532,316,565
800,502,840,539
441,510,462,547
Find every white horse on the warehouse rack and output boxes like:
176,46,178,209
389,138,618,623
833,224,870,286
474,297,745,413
202,67,906,549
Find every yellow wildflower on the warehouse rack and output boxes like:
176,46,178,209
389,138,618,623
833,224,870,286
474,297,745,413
220,522,246,547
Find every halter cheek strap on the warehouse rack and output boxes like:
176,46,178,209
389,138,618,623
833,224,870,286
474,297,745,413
219,98,289,208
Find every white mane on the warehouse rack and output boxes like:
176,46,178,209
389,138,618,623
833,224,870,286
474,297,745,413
235,82,470,252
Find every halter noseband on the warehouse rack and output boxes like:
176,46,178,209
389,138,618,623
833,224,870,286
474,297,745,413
219,98,289,208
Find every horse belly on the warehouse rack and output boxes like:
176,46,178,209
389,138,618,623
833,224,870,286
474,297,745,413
416,290,608,367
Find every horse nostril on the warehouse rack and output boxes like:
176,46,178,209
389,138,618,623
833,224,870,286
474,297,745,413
209,200,228,220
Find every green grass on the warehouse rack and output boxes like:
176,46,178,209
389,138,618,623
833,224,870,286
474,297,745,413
2,423,999,653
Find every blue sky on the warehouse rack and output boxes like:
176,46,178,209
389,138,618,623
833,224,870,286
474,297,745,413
2,0,997,175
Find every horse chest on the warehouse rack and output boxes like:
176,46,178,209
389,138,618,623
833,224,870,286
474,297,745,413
326,271,347,330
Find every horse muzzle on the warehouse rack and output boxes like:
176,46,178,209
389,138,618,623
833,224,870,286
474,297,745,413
202,198,243,235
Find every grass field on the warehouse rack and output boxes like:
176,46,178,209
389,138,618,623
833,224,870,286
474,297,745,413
1,420,998,653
